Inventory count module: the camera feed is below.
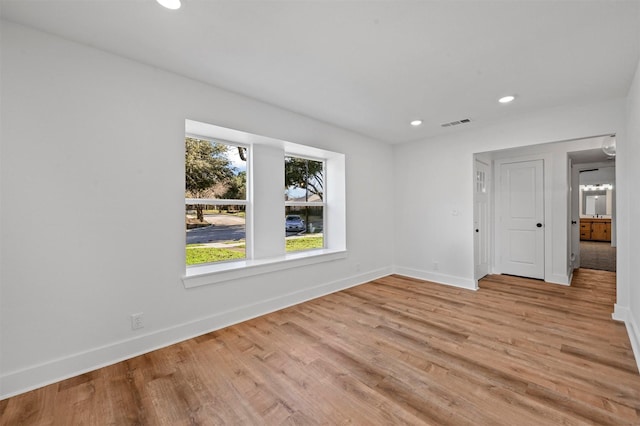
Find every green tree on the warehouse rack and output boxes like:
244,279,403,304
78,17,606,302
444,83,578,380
285,157,324,233
221,171,247,200
284,157,324,201
185,137,233,221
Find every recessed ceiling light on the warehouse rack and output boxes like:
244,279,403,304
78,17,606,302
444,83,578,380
498,95,515,104
410,120,423,127
157,0,181,10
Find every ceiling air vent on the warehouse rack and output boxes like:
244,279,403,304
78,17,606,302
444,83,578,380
441,118,471,128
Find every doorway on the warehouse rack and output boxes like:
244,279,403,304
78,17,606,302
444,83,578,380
474,159,490,280
569,148,616,272
473,135,616,286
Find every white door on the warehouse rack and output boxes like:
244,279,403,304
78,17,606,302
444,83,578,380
474,160,490,279
498,159,544,279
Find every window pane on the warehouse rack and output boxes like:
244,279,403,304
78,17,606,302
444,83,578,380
285,206,324,252
284,157,324,202
186,138,247,200
186,204,246,266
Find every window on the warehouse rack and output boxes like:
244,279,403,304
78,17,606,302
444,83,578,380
285,156,325,252
185,137,248,266
183,119,346,288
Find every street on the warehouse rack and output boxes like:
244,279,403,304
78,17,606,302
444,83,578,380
186,214,309,245
186,223,245,244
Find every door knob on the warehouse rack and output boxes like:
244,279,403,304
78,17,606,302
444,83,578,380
475,229,479,232
536,223,543,228
571,220,577,224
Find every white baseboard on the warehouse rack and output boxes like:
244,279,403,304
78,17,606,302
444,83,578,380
546,273,571,286
612,304,628,322
489,268,570,286
0,266,392,400
612,305,640,374
393,266,478,291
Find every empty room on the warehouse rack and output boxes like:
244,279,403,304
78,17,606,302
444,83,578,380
2,0,640,424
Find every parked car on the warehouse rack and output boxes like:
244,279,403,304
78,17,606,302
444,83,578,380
285,215,305,232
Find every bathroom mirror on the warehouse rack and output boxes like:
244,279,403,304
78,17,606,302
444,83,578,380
581,189,610,216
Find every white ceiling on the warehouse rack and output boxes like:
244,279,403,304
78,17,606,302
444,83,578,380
569,144,617,165
2,0,639,144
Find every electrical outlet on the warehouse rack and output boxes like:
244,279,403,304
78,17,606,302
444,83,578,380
131,313,144,330
355,263,361,272
433,261,439,271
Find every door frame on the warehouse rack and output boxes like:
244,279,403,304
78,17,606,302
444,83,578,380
493,153,554,282
570,159,617,270
474,158,491,281
570,158,580,269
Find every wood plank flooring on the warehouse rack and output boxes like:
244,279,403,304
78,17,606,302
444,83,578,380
2,269,639,425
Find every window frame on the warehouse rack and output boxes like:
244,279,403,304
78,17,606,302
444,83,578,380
184,136,251,268
182,119,347,288
284,154,327,252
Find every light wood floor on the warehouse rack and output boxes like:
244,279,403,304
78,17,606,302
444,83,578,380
2,269,638,425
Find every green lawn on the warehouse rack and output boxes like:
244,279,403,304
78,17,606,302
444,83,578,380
186,246,245,265
199,209,246,217
186,235,323,266
286,235,324,252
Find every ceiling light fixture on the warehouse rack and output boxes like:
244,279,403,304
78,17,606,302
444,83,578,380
157,0,181,10
498,95,515,104
602,135,616,157
410,120,423,127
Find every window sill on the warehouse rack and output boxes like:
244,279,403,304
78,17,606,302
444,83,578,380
182,249,348,288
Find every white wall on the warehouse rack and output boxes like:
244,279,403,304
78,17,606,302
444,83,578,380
394,98,626,290
0,22,394,398
617,54,640,370
579,167,615,187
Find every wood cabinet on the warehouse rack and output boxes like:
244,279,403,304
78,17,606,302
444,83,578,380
580,218,611,241
579,221,591,240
